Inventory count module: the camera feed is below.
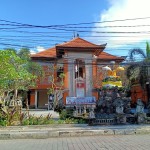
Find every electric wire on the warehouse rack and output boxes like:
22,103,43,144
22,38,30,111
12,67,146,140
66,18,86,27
0,17,150,52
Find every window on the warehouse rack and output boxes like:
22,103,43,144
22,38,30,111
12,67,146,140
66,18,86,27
57,63,64,82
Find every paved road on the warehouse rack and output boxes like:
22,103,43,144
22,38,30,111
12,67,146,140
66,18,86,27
0,134,150,150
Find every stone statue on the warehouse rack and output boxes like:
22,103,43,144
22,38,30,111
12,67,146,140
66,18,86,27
122,97,131,114
135,99,144,114
89,108,95,119
115,99,124,114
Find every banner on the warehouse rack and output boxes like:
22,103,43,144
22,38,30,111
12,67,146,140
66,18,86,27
66,97,96,105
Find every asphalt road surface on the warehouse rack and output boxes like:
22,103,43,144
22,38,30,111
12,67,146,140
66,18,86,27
0,134,150,150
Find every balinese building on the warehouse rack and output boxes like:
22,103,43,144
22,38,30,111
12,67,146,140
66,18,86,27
30,37,124,109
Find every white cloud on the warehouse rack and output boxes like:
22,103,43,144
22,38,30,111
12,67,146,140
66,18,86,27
29,46,45,54
91,0,150,55
36,46,45,52
30,50,36,54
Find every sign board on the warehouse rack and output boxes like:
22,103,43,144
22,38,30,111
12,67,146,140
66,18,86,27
66,97,96,105
75,77,85,97
76,82,85,97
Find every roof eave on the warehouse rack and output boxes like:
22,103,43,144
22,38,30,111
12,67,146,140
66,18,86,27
97,58,125,62
31,56,57,61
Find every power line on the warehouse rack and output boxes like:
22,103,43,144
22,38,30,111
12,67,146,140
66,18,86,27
0,17,150,51
2,23,150,28
1,16,150,27
0,42,33,48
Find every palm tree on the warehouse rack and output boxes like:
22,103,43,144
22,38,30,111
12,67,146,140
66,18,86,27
126,42,150,103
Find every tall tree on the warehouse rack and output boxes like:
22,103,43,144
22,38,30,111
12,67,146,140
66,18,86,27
18,48,44,77
126,43,150,89
17,47,30,61
146,42,150,60
0,50,36,100
16,47,44,109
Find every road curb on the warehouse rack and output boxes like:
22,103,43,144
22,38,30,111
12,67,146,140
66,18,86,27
1,127,150,139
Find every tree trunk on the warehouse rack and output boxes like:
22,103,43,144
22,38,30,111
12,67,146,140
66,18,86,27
14,89,18,100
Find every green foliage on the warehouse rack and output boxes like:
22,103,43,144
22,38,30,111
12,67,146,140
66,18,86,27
22,119,29,125
59,110,86,124
126,44,150,89
77,119,86,124
0,106,23,126
43,119,56,124
146,42,150,60
0,110,86,126
63,118,86,124
0,119,7,126
59,73,65,79
64,118,78,124
0,50,37,96
17,48,44,77
4,48,17,54
101,86,107,90
59,109,73,120
59,110,68,120
7,107,21,126
27,62,44,77
17,48,30,61
0,112,7,126
57,119,65,124
102,76,121,82
0,48,44,112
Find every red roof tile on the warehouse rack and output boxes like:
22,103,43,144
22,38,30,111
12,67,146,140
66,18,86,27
56,37,105,48
31,47,56,58
30,37,123,62
97,51,124,61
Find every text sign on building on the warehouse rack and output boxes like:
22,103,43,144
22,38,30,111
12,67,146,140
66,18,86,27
76,77,85,97
76,82,85,97
66,97,96,105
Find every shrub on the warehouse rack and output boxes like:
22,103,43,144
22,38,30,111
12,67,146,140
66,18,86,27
59,110,68,120
57,119,65,124
0,116,7,126
78,119,86,124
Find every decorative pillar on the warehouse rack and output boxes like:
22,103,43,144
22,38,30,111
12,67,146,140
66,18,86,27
68,59,75,96
92,59,97,88
85,59,93,96
35,90,38,109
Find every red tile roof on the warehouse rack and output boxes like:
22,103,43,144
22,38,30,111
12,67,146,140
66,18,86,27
56,37,105,48
98,51,124,61
31,47,56,58
31,37,124,62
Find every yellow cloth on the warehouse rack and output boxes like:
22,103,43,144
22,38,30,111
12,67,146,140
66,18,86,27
108,70,117,77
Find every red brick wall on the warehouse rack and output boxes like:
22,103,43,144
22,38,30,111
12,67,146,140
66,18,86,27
131,84,147,105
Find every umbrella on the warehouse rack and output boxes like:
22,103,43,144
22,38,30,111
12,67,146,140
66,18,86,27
116,66,124,71
102,66,111,71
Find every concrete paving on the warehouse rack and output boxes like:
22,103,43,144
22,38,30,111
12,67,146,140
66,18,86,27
1,123,150,140
1,134,150,150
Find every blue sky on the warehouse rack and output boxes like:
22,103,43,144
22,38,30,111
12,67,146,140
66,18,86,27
0,0,108,25
0,0,150,58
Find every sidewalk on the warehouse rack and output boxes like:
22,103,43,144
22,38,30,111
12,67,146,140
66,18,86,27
1,124,150,139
